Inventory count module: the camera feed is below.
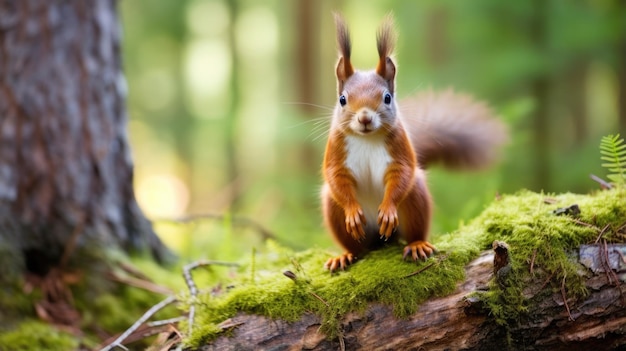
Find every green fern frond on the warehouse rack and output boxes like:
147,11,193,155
600,133,626,185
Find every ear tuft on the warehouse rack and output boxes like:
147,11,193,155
334,13,354,91
376,14,396,92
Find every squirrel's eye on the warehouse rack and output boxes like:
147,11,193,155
339,95,347,106
383,93,392,105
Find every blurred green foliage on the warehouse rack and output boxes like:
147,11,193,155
119,0,625,261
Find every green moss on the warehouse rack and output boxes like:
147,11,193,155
471,188,626,325
0,279,41,327
0,249,182,350
185,188,626,347
0,320,78,351
185,244,462,348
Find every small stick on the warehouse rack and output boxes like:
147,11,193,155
402,262,435,278
118,261,153,281
590,174,613,189
106,271,173,295
100,295,177,351
339,332,346,351
309,291,330,308
529,248,537,275
594,224,611,244
402,254,449,279
617,222,626,234
598,239,613,285
602,239,620,286
147,316,187,327
283,271,329,307
560,273,574,321
571,218,600,230
183,260,239,336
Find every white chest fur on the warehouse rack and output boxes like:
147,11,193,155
344,135,391,226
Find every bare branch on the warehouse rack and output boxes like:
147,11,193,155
100,295,177,351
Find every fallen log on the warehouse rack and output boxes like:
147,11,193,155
199,247,626,351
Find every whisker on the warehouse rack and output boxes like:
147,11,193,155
310,130,330,143
309,123,332,141
283,116,332,131
283,101,335,112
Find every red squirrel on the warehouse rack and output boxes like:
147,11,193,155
322,14,508,272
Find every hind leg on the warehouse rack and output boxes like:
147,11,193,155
322,184,367,271
398,169,436,260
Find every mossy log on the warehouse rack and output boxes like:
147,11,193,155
199,248,626,351
183,189,626,350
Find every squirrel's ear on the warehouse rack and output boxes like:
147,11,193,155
334,13,354,92
336,57,353,92
377,57,396,93
376,14,396,93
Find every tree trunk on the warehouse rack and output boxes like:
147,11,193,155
565,60,588,143
617,26,626,138
295,0,322,177
0,0,170,286
529,0,551,192
199,250,626,351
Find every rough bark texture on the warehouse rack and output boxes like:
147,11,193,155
200,251,626,351
0,0,169,282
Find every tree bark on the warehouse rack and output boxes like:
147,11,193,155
199,250,626,351
617,28,626,138
529,0,551,192
0,0,170,283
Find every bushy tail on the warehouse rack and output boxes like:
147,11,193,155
399,89,509,170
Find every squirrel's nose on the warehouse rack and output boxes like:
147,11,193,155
358,114,372,125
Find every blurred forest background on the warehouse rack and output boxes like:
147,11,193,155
119,0,625,262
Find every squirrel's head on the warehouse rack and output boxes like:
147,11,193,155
333,13,398,136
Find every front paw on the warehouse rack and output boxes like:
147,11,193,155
324,252,356,272
377,204,398,239
345,206,366,241
403,241,437,261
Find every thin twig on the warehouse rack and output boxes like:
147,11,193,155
594,224,611,244
149,325,182,351
590,174,613,189
309,291,330,308
599,239,613,285
183,260,239,336
402,262,435,278
282,270,329,307
100,295,177,351
117,261,153,282
617,222,626,234
571,218,601,232
560,272,574,321
154,213,277,241
106,271,173,295
120,325,178,346
602,239,620,286
529,248,537,275
339,332,346,351
146,316,187,327
402,255,449,279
